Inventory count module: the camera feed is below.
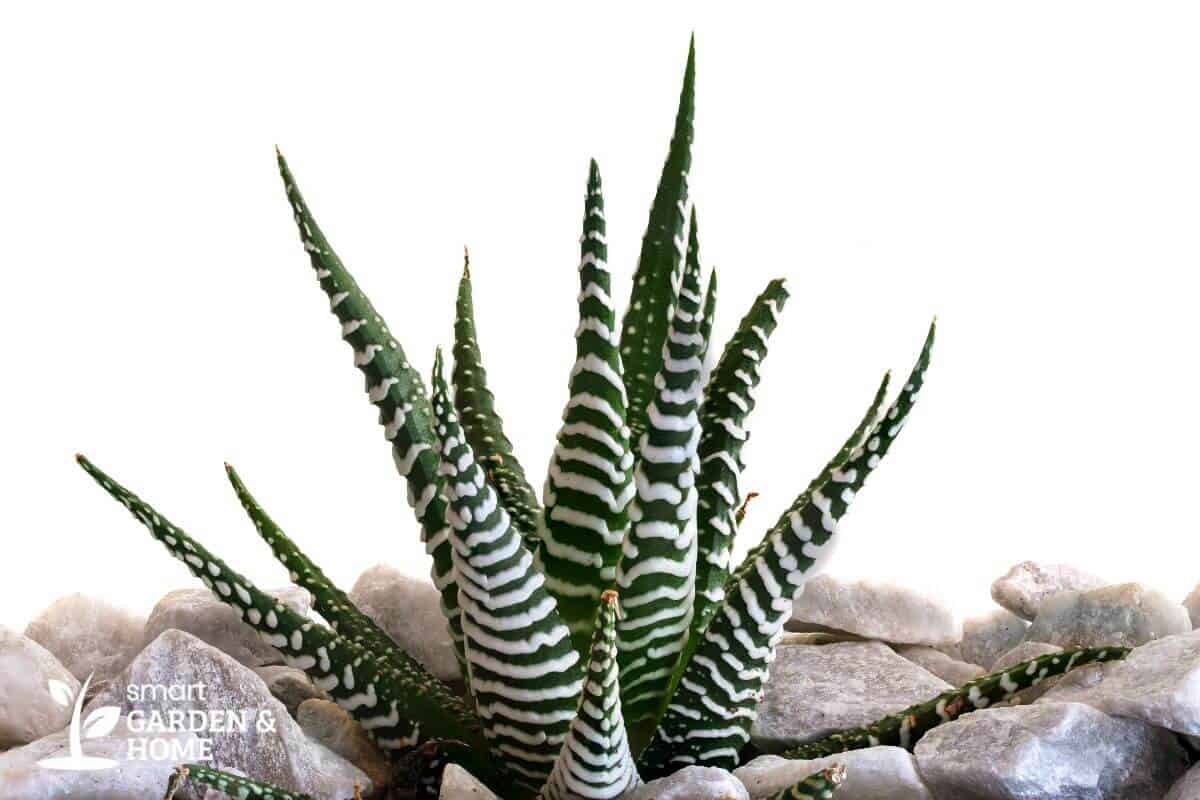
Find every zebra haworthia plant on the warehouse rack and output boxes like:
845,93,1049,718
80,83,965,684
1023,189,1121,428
75,40,1118,800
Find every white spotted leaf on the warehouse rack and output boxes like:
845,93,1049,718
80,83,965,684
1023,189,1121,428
83,706,120,739
47,679,74,708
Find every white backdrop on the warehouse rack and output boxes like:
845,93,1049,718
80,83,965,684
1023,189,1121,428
3,3,1200,630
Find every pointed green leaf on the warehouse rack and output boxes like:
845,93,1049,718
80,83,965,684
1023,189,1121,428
453,252,542,544
620,38,695,443
76,455,489,767
639,323,935,778
615,234,706,728
770,765,847,800
690,278,790,646
543,591,641,800
275,151,465,675
782,646,1129,760
538,161,636,653
181,765,317,800
429,351,582,795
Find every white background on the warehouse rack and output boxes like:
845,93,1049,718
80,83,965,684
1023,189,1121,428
3,3,1199,631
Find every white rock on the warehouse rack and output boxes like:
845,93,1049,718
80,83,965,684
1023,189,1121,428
991,641,1062,671
142,585,311,668
0,717,202,799
735,748,932,799
1183,582,1200,629
787,575,961,646
624,766,748,800
297,698,390,793
440,763,499,799
1036,629,1200,735
991,561,1109,621
915,702,1187,799
0,625,79,748
87,629,368,797
894,646,986,685
24,594,145,688
958,609,1028,669
1025,582,1191,648
751,642,951,751
1167,762,1200,800
254,665,330,716
349,564,460,681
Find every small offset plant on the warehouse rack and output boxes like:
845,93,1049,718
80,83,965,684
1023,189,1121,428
77,40,1126,800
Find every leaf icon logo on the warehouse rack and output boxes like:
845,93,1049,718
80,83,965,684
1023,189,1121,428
47,679,74,708
36,672,119,771
83,706,120,739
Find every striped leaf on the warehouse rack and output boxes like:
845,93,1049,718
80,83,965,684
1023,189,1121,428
690,278,789,646
275,151,465,675
698,258,717,378
620,38,695,443
75,456,490,771
224,464,412,667
638,322,935,778
429,351,583,795
543,591,641,800
453,251,542,544
770,765,847,800
782,646,1128,759
181,765,317,800
537,160,635,653
615,235,706,727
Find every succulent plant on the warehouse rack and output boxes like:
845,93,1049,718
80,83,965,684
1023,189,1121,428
76,40,1121,800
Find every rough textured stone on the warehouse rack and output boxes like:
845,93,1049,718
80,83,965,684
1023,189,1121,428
142,586,311,668
0,717,205,800
914,702,1187,799
894,646,986,686
990,642,1064,704
349,564,460,681
751,642,952,751
1037,630,1200,735
1167,763,1200,800
0,625,79,748
439,763,499,799
87,629,368,797
991,561,1109,621
1183,582,1200,629
959,609,1028,669
254,665,330,716
1025,582,1191,648
297,698,390,793
787,575,960,646
23,594,145,688
625,766,748,800
735,748,932,799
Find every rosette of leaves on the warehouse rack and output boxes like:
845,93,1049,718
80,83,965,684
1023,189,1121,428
77,40,1122,800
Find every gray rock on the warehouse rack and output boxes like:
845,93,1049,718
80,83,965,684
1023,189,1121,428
751,642,951,752
24,594,145,688
625,766,748,800
349,564,460,681
959,609,1028,669
989,642,1064,704
142,586,311,668
1025,582,1191,648
894,646,986,686
735,748,932,799
254,665,330,716
87,629,368,797
0,717,205,800
914,702,1187,799
787,575,961,646
991,561,1109,621
297,698,390,794
440,763,499,799
991,641,1062,672
0,626,79,748
1037,630,1200,735
1167,763,1200,800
